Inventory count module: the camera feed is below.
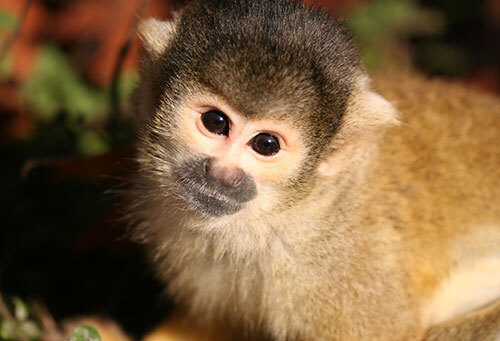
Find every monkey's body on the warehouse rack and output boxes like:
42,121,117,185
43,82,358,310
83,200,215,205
126,1,500,340
373,72,500,312
367,72,500,339
135,72,500,341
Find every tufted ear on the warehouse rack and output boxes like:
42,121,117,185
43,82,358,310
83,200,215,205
138,18,178,59
341,85,399,137
318,76,399,177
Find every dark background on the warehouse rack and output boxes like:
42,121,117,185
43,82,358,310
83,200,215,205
0,0,499,338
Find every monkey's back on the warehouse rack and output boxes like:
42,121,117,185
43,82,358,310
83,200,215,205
368,71,500,307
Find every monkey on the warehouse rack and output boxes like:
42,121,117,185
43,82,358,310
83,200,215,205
123,0,500,340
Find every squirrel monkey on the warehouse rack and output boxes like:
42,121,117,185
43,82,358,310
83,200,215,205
124,0,500,340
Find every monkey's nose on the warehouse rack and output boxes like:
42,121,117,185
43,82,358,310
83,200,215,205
204,158,244,188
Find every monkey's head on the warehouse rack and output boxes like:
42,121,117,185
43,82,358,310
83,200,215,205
133,0,398,223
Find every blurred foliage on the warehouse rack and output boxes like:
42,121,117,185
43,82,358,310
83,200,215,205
0,8,15,80
348,0,444,69
0,294,103,341
0,295,42,341
20,45,138,156
0,54,11,80
0,2,166,337
412,0,500,77
0,9,16,29
416,41,470,75
23,46,109,124
0,0,498,339
69,325,101,341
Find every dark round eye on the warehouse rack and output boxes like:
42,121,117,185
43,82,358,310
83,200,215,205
201,110,229,135
251,133,280,156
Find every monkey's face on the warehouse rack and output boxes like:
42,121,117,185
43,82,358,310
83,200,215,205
135,0,367,221
144,93,307,218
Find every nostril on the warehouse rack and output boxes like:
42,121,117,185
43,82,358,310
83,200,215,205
203,159,211,174
232,172,243,187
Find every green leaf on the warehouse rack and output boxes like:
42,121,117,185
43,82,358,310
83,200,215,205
69,325,101,341
12,297,28,322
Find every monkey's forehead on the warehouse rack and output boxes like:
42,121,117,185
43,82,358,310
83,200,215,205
173,0,362,86
158,0,363,141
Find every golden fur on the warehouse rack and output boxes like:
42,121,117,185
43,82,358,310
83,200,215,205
112,2,500,339
109,72,500,341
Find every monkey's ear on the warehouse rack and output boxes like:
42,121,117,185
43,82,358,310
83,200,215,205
343,87,399,135
318,78,399,177
138,18,177,58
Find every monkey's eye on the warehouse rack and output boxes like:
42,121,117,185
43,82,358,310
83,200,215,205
251,133,280,156
201,110,229,135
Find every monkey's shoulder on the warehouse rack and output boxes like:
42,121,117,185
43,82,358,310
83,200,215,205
363,72,500,294
372,71,500,183
373,71,500,133
368,71,500,215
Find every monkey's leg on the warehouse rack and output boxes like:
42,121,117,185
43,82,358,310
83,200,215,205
424,299,500,341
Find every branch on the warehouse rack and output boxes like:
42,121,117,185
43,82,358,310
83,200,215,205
0,0,33,64
31,300,64,341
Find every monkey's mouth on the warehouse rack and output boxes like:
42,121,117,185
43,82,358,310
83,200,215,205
179,182,244,217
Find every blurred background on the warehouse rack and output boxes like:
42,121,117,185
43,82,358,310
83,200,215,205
0,0,499,339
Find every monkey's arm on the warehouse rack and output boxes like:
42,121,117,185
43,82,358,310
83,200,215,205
424,299,500,341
